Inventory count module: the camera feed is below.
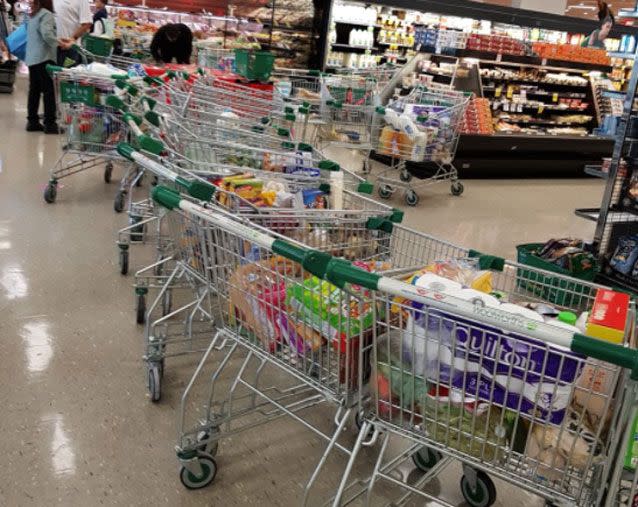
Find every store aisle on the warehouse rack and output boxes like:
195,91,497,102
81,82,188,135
0,77,602,506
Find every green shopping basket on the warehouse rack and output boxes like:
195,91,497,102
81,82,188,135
515,243,599,307
82,35,114,57
234,49,275,82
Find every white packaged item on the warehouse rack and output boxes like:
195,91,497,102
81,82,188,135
398,114,418,138
329,170,344,210
449,288,501,308
410,131,428,162
383,109,400,130
413,272,462,293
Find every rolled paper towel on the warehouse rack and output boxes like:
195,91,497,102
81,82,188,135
448,288,501,308
413,273,462,293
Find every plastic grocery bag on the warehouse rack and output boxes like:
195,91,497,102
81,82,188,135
6,23,27,61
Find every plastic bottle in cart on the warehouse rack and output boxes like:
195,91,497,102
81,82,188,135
398,114,419,138
410,131,428,161
383,108,401,129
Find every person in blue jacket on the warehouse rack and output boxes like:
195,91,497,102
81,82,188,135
25,0,60,133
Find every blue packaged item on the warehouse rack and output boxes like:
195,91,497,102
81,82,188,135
6,23,27,61
127,63,146,78
610,236,638,275
285,165,320,177
302,189,327,209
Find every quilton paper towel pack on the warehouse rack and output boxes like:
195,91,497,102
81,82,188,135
404,303,584,425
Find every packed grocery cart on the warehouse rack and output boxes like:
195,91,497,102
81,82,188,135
331,256,638,507
372,83,469,206
115,136,392,400
43,63,136,208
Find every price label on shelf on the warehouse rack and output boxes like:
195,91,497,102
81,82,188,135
552,92,558,102
495,87,502,98
538,105,544,114
496,53,502,62
541,58,547,66
506,86,513,99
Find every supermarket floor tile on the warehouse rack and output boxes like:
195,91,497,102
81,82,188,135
0,76,601,506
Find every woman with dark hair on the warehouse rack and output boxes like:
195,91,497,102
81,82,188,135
582,1,614,50
25,0,60,132
150,23,193,64
596,0,614,22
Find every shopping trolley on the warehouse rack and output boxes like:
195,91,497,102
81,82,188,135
43,64,137,208
371,84,469,206
315,72,383,160
196,45,235,71
118,146,395,402
147,187,400,499
327,250,638,507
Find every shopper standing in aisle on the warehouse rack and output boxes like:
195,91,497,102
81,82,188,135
54,0,91,67
25,0,60,133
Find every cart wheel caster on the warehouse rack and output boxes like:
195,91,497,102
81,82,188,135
129,215,144,242
162,290,172,317
399,170,412,182
104,162,113,183
119,248,129,276
378,185,393,199
451,181,464,196
404,190,419,206
197,426,220,457
147,362,161,402
179,453,217,490
114,191,126,213
460,470,496,507
136,294,146,325
43,182,57,204
354,411,375,439
412,446,442,472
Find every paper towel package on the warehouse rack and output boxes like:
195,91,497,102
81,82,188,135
404,303,585,425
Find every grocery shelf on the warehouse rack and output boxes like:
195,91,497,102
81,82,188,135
584,165,608,179
495,118,588,127
481,78,588,89
459,51,613,73
377,41,413,48
333,19,376,27
330,43,381,53
574,208,638,223
608,51,637,59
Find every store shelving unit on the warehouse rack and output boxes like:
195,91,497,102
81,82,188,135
108,2,320,67
575,47,638,292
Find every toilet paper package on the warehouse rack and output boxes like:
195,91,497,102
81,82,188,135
403,302,585,425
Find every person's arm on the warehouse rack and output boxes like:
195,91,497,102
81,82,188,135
40,11,59,49
72,0,92,39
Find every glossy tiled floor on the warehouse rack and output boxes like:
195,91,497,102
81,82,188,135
0,76,604,506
